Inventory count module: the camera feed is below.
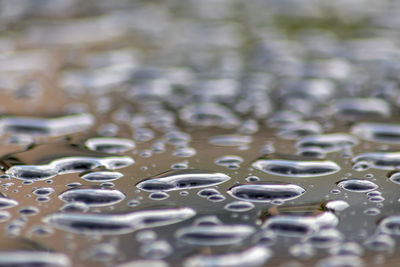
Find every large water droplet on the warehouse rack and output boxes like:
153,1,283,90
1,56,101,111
0,251,71,267
43,207,196,235
351,122,400,144
58,188,125,207
227,183,305,203
183,245,271,267
252,159,340,177
176,224,255,245
296,133,358,153
81,171,123,182
137,170,231,192
85,137,135,153
337,179,378,192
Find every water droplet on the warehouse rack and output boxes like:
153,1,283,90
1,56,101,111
58,188,125,207
137,170,231,192
140,240,172,259
262,211,338,238
289,243,315,259
228,183,305,203
183,245,271,267
81,171,123,182
351,122,400,144
305,228,344,248
176,224,255,245
0,113,94,137
0,198,18,209
85,137,135,153
224,201,255,212
0,251,71,267
252,159,340,177
33,187,55,196
43,207,196,235
149,192,169,200
352,152,400,170
364,234,395,252
209,135,252,146
215,155,243,169
197,188,220,198
296,133,358,153
337,179,378,192
316,255,363,267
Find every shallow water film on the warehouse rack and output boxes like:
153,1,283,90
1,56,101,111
2,0,400,266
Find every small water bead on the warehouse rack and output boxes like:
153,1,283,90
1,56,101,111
171,162,188,170
207,194,226,202
227,183,305,203
117,260,168,267
351,122,400,144
183,245,271,267
19,206,40,216
127,200,141,207
364,234,395,252
0,251,71,267
215,155,243,169
296,133,359,153
246,176,260,182
180,191,189,196
289,243,315,259
81,171,123,182
86,243,117,262
180,103,240,128
277,121,322,140
329,242,364,256
337,179,378,192
33,187,55,196
134,128,155,142
140,240,172,259
101,182,115,188
140,150,153,158
173,147,196,158
197,188,220,198
43,207,196,235
36,196,50,202
58,188,125,207
331,98,390,120
253,230,276,247
297,147,326,159
136,169,231,192
85,137,135,153
305,229,344,248
164,131,191,146
208,135,252,146
176,224,255,245
368,196,384,203
136,230,158,243
30,224,54,236
252,159,340,177
316,255,363,267
330,189,341,194
149,192,170,200
66,182,82,188
363,208,381,215
224,201,255,212
0,211,11,223
60,202,90,212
